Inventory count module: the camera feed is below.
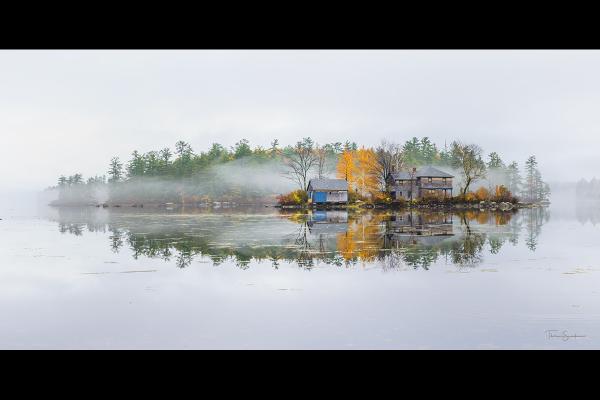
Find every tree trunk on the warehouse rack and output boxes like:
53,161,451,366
462,177,472,196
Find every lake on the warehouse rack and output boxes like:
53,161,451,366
1,196,600,349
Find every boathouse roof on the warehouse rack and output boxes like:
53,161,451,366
308,178,349,191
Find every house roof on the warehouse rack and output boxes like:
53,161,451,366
390,166,454,180
390,171,413,180
308,178,348,191
417,166,454,178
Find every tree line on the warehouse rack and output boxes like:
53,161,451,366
576,177,600,200
54,136,549,204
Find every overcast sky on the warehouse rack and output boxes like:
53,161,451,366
1,50,599,190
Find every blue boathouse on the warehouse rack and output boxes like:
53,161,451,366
307,179,349,205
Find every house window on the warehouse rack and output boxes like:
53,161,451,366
443,178,447,184
428,177,432,183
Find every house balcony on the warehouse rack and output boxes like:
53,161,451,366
419,182,453,190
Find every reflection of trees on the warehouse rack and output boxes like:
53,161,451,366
575,200,600,226
293,222,315,270
94,210,334,270
445,231,485,267
51,206,546,270
384,231,486,270
337,213,387,263
381,250,410,271
382,211,453,270
109,228,124,253
294,221,311,252
487,236,505,254
508,212,521,246
59,222,84,236
484,207,519,252
400,248,438,270
453,213,486,266
524,207,549,251
382,210,520,270
57,207,108,236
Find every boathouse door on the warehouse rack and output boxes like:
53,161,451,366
313,191,327,203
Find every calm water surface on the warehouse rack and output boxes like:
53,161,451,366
1,197,600,349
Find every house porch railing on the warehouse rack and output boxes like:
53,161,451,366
419,182,453,189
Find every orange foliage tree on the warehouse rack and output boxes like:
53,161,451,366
354,147,380,198
493,185,513,202
336,150,356,189
464,192,477,202
474,187,491,201
336,213,386,262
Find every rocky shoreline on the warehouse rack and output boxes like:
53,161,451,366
278,200,547,211
49,200,548,212
405,201,541,211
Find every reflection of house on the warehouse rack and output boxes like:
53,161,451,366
387,166,453,200
307,179,348,204
307,210,348,235
387,211,453,237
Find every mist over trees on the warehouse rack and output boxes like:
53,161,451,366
51,136,550,205
576,177,600,200
522,156,551,203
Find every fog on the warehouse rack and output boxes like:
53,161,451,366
439,166,510,194
46,158,297,206
1,50,600,200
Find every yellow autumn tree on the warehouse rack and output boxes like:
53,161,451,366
354,147,380,198
494,185,512,202
336,150,356,189
336,213,386,262
337,229,356,261
474,186,491,201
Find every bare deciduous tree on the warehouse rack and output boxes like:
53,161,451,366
314,143,331,179
283,138,318,191
374,140,404,192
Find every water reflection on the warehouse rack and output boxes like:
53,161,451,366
576,200,600,226
51,206,550,270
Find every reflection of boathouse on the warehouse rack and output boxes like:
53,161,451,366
307,210,348,235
